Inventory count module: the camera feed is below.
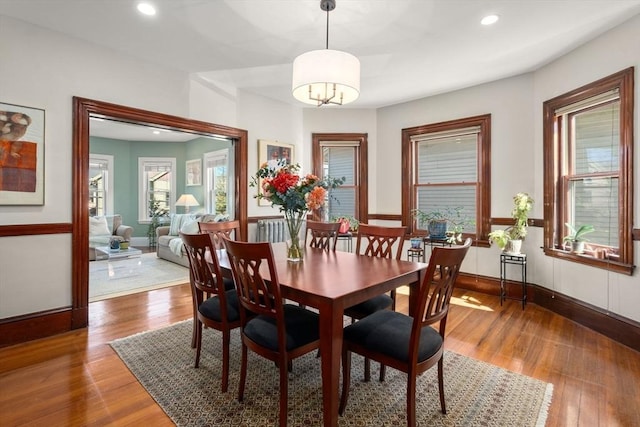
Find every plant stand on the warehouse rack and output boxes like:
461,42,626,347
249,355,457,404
500,253,527,310
421,237,452,262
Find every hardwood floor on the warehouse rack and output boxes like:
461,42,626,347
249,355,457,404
1,285,639,426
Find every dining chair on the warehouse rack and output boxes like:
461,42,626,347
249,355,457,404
223,238,321,427
198,220,242,250
339,238,472,427
305,219,340,251
347,223,408,379
180,232,242,393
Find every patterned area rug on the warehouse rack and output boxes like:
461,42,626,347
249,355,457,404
111,320,553,426
90,253,189,301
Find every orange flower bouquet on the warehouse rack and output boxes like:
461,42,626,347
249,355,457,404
251,161,343,261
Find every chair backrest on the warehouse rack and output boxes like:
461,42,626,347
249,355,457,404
355,223,407,260
305,220,340,251
412,238,472,348
198,220,242,250
180,232,230,311
223,238,285,325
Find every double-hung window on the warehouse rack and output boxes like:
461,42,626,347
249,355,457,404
138,157,176,221
312,133,368,223
204,148,233,217
543,68,634,274
88,154,113,217
402,114,491,240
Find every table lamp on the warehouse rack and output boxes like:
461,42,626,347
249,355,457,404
175,194,199,213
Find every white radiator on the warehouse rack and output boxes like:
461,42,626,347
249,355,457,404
256,219,306,243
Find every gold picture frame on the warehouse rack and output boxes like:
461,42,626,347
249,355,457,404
257,140,294,206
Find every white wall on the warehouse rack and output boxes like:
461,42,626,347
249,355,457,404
1,12,638,323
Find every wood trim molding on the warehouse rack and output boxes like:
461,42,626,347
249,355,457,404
457,272,640,353
0,223,72,237
368,213,402,221
491,217,543,227
72,97,249,334
633,228,640,240
0,308,72,348
311,133,368,223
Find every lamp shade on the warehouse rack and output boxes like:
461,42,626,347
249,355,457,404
292,49,360,106
175,194,199,212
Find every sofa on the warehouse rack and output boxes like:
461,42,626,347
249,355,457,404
156,213,228,267
89,215,133,261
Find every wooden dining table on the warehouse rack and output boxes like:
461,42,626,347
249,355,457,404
217,242,427,427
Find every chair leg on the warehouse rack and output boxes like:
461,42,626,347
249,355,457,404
279,355,289,427
221,329,230,392
364,357,371,382
407,370,417,427
338,349,352,415
438,357,446,414
194,320,203,368
191,313,197,348
238,344,248,402
379,363,386,382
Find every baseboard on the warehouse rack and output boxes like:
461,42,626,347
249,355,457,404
0,308,73,348
457,272,640,353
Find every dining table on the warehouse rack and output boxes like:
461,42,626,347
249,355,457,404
216,241,428,427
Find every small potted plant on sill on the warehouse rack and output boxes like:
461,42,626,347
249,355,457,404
331,215,359,234
488,192,534,254
563,223,595,254
412,206,474,244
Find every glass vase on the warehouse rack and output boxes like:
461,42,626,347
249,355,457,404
284,209,305,262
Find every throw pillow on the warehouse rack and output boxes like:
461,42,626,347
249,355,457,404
89,216,111,237
180,218,200,234
169,214,195,236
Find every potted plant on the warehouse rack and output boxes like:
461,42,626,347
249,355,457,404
563,223,595,254
488,193,534,254
331,215,359,234
412,206,474,244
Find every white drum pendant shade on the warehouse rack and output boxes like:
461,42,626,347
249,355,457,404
292,49,360,106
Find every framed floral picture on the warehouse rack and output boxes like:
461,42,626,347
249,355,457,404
257,140,294,206
186,158,201,186
0,102,45,205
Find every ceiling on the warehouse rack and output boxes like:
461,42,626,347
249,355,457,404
2,0,640,111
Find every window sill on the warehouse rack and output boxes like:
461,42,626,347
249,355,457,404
544,247,635,276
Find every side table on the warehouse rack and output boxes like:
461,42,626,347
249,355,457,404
407,247,424,262
500,253,527,309
422,237,452,262
336,232,353,252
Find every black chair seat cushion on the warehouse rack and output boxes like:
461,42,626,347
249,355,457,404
346,294,393,316
221,276,235,291
244,304,320,352
343,310,442,363
199,289,240,322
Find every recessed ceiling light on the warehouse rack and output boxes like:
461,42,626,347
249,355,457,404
153,130,160,135
481,14,499,26
137,2,157,16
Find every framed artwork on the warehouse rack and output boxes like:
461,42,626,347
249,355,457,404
186,158,202,186
257,140,294,206
0,102,45,205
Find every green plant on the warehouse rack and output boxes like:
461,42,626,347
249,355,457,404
563,223,595,243
488,192,534,248
412,206,474,244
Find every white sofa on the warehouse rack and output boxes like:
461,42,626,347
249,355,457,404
156,213,227,267
89,215,133,261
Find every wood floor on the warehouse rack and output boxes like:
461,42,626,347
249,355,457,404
1,284,639,426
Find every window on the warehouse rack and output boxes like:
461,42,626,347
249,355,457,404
204,149,234,217
312,133,368,223
543,68,634,274
138,157,176,221
402,114,491,241
88,154,113,217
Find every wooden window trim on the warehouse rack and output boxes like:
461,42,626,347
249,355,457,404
311,133,368,223
401,114,491,246
543,67,634,275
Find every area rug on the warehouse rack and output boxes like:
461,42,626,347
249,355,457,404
111,320,553,426
90,253,189,301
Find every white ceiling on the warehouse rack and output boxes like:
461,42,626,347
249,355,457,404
2,0,640,111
